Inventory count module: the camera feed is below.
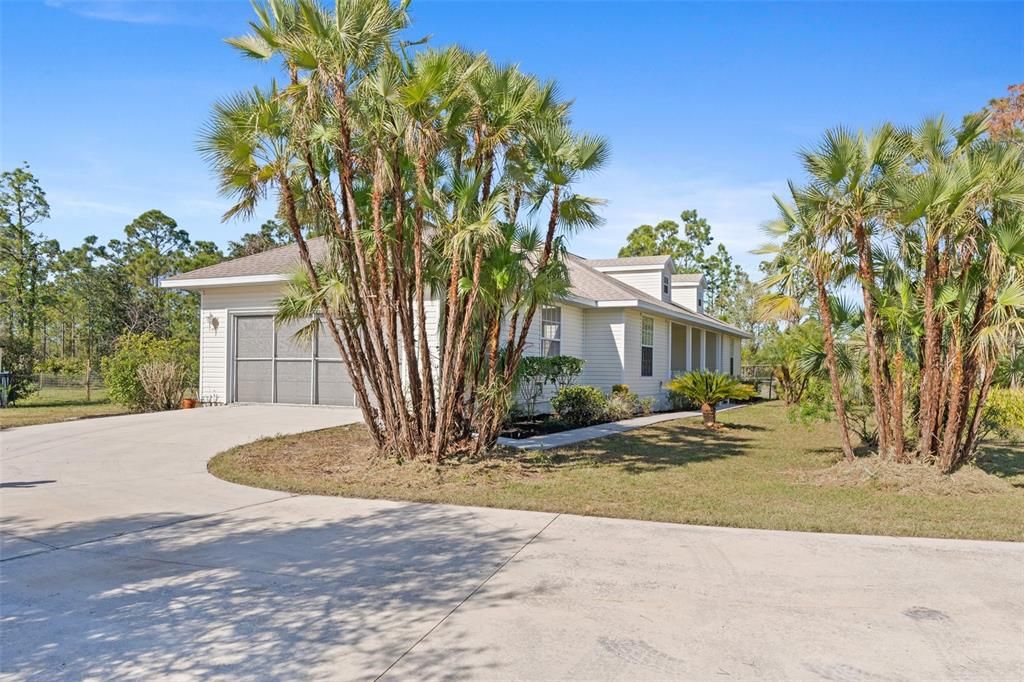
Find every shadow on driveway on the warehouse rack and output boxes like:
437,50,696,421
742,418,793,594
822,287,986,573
1,500,547,679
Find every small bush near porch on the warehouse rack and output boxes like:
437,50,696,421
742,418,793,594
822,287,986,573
210,402,1024,542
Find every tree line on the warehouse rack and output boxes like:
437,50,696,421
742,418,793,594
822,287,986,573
0,163,296,387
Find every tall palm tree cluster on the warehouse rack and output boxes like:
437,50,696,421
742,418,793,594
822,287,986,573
199,0,608,461
759,116,1024,473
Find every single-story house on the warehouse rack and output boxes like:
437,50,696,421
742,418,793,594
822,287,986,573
162,238,751,409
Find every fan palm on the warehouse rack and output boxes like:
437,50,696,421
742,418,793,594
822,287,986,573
760,184,858,460
667,370,754,428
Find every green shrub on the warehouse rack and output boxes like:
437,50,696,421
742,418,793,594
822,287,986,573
551,385,607,427
547,355,585,389
0,334,36,405
981,388,1024,444
513,355,586,417
515,356,550,418
603,392,637,421
34,356,86,376
603,386,654,420
666,376,700,411
103,333,197,411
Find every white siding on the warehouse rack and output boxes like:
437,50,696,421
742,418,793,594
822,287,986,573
600,263,672,302
580,308,625,393
622,310,670,407
671,282,705,311
199,283,285,404
514,303,586,411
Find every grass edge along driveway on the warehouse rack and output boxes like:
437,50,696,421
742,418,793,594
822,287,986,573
209,402,1024,542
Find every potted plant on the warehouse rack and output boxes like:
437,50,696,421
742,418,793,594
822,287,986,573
180,380,198,409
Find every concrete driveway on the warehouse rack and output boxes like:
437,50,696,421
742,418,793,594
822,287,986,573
1,407,1022,680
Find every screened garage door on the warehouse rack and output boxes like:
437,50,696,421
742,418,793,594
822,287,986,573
233,315,356,406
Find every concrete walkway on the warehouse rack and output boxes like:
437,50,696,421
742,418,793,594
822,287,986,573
497,403,743,450
2,407,1022,680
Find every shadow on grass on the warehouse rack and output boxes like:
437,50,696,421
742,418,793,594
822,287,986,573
529,419,757,475
977,443,1024,486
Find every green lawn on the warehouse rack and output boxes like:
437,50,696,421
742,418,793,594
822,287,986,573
0,388,127,429
209,402,1024,542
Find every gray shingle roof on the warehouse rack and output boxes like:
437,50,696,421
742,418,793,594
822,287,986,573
672,273,704,284
164,239,748,336
163,237,329,281
585,255,672,268
566,255,748,337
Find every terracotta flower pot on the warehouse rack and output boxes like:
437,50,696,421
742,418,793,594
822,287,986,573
180,398,198,409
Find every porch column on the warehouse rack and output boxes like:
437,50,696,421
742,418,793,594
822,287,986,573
700,329,707,370
667,322,674,379
684,325,691,372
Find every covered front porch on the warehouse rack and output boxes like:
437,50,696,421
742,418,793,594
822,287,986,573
668,322,738,379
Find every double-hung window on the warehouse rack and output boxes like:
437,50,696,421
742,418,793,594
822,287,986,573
541,305,561,357
640,316,654,377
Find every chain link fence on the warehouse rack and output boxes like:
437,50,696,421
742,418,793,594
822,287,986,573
31,373,107,401
741,365,777,400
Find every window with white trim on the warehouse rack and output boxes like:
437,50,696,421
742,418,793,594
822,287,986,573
663,276,669,295
640,316,654,377
541,305,561,357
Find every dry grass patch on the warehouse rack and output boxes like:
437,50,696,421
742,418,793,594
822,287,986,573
209,402,1024,541
793,457,1017,496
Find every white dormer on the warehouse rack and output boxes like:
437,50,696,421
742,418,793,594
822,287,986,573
587,255,674,302
671,273,705,312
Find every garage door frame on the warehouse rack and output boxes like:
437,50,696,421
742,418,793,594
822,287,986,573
227,310,354,406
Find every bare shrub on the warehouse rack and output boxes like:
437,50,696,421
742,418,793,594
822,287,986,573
137,361,187,411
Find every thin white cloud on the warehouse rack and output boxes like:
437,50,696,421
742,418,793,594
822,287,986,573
44,0,180,25
574,167,787,273
52,195,139,217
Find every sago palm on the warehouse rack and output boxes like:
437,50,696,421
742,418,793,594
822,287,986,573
667,370,754,428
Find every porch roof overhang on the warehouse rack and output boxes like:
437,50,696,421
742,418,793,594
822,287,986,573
557,294,752,339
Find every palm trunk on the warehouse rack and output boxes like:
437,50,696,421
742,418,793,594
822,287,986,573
278,174,384,449
851,220,891,457
701,402,716,428
891,350,906,462
918,236,946,459
816,276,856,462
957,365,995,471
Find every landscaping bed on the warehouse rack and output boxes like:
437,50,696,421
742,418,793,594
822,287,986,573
209,401,1024,542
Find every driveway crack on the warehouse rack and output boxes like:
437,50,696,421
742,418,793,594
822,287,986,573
374,512,562,681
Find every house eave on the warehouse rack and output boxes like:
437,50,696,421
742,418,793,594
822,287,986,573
160,274,289,290
594,298,752,338
590,263,669,273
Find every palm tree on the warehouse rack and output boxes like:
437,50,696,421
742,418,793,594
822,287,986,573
760,185,858,461
666,371,754,428
204,0,612,461
798,124,912,458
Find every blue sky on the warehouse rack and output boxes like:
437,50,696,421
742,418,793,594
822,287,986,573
2,1,1021,272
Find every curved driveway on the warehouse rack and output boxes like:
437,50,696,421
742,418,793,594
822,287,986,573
2,407,1022,680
